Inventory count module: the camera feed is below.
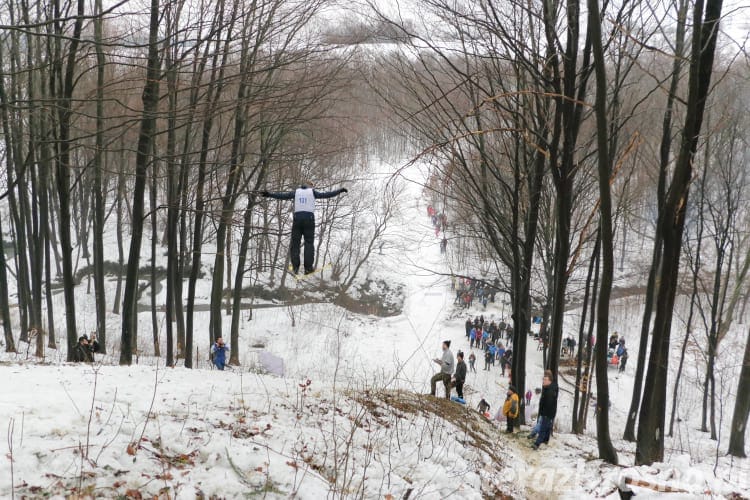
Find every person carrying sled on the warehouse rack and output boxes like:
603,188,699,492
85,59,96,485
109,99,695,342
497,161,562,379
211,337,230,370
261,183,347,275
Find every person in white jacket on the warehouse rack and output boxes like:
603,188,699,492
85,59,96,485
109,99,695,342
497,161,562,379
262,184,347,275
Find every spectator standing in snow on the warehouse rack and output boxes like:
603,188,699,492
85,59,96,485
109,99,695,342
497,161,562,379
616,337,626,357
484,349,492,371
502,385,520,433
525,389,533,406
532,370,558,450
619,349,629,372
452,351,467,399
468,352,477,373
497,345,507,375
430,340,454,399
211,337,230,370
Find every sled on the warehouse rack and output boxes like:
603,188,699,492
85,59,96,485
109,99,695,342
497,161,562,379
451,396,466,404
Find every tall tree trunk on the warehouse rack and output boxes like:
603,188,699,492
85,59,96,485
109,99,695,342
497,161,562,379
588,0,617,462
22,3,44,358
0,41,17,353
185,15,234,365
573,234,600,434
636,0,724,465
578,244,600,431
728,328,750,457
209,69,249,344
120,0,161,365
164,18,180,365
150,149,161,360
669,239,702,437
92,0,107,353
623,0,688,442
543,0,592,379
0,213,14,352
229,201,254,365
54,0,85,360
113,152,125,315
3,1,31,345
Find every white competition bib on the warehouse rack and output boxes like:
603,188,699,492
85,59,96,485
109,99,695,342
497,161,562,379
294,187,315,213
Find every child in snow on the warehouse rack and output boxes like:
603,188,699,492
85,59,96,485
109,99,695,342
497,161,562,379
619,349,629,372
477,398,491,417
503,385,520,433
262,183,347,275
468,352,477,373
211,337,230,370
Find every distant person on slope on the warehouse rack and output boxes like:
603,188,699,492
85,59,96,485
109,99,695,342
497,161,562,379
261,183,347,275
429,340,454,399
468,351,477,373
619,349,629,373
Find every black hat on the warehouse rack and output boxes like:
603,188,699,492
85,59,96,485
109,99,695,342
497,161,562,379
457,351,464,358
443,340,451,348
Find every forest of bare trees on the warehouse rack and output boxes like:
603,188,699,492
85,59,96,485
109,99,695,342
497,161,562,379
1,0,748,466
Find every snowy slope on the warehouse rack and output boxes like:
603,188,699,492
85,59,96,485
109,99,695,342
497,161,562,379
1,162,749,498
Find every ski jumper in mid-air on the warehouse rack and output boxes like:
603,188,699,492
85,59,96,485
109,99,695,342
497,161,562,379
262,184,347,275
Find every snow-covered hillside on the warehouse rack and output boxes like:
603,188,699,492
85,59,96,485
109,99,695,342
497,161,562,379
1,164,749,499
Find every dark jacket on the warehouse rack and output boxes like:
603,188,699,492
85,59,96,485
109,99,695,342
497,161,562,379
264,187,345,205
73,341,97,363
538,381,559,419
455,360,467,383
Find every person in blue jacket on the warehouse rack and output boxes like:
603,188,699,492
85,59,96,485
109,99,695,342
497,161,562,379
211,337,230,370
262,183,347,275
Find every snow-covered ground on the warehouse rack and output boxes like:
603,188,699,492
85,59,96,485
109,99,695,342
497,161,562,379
1,164,749,498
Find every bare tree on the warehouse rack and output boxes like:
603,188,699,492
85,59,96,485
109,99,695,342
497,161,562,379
587,0,618,464
52,0,86,360
120,0,162,365
623,0,690,443
636,0,725,466
728,328,750,456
